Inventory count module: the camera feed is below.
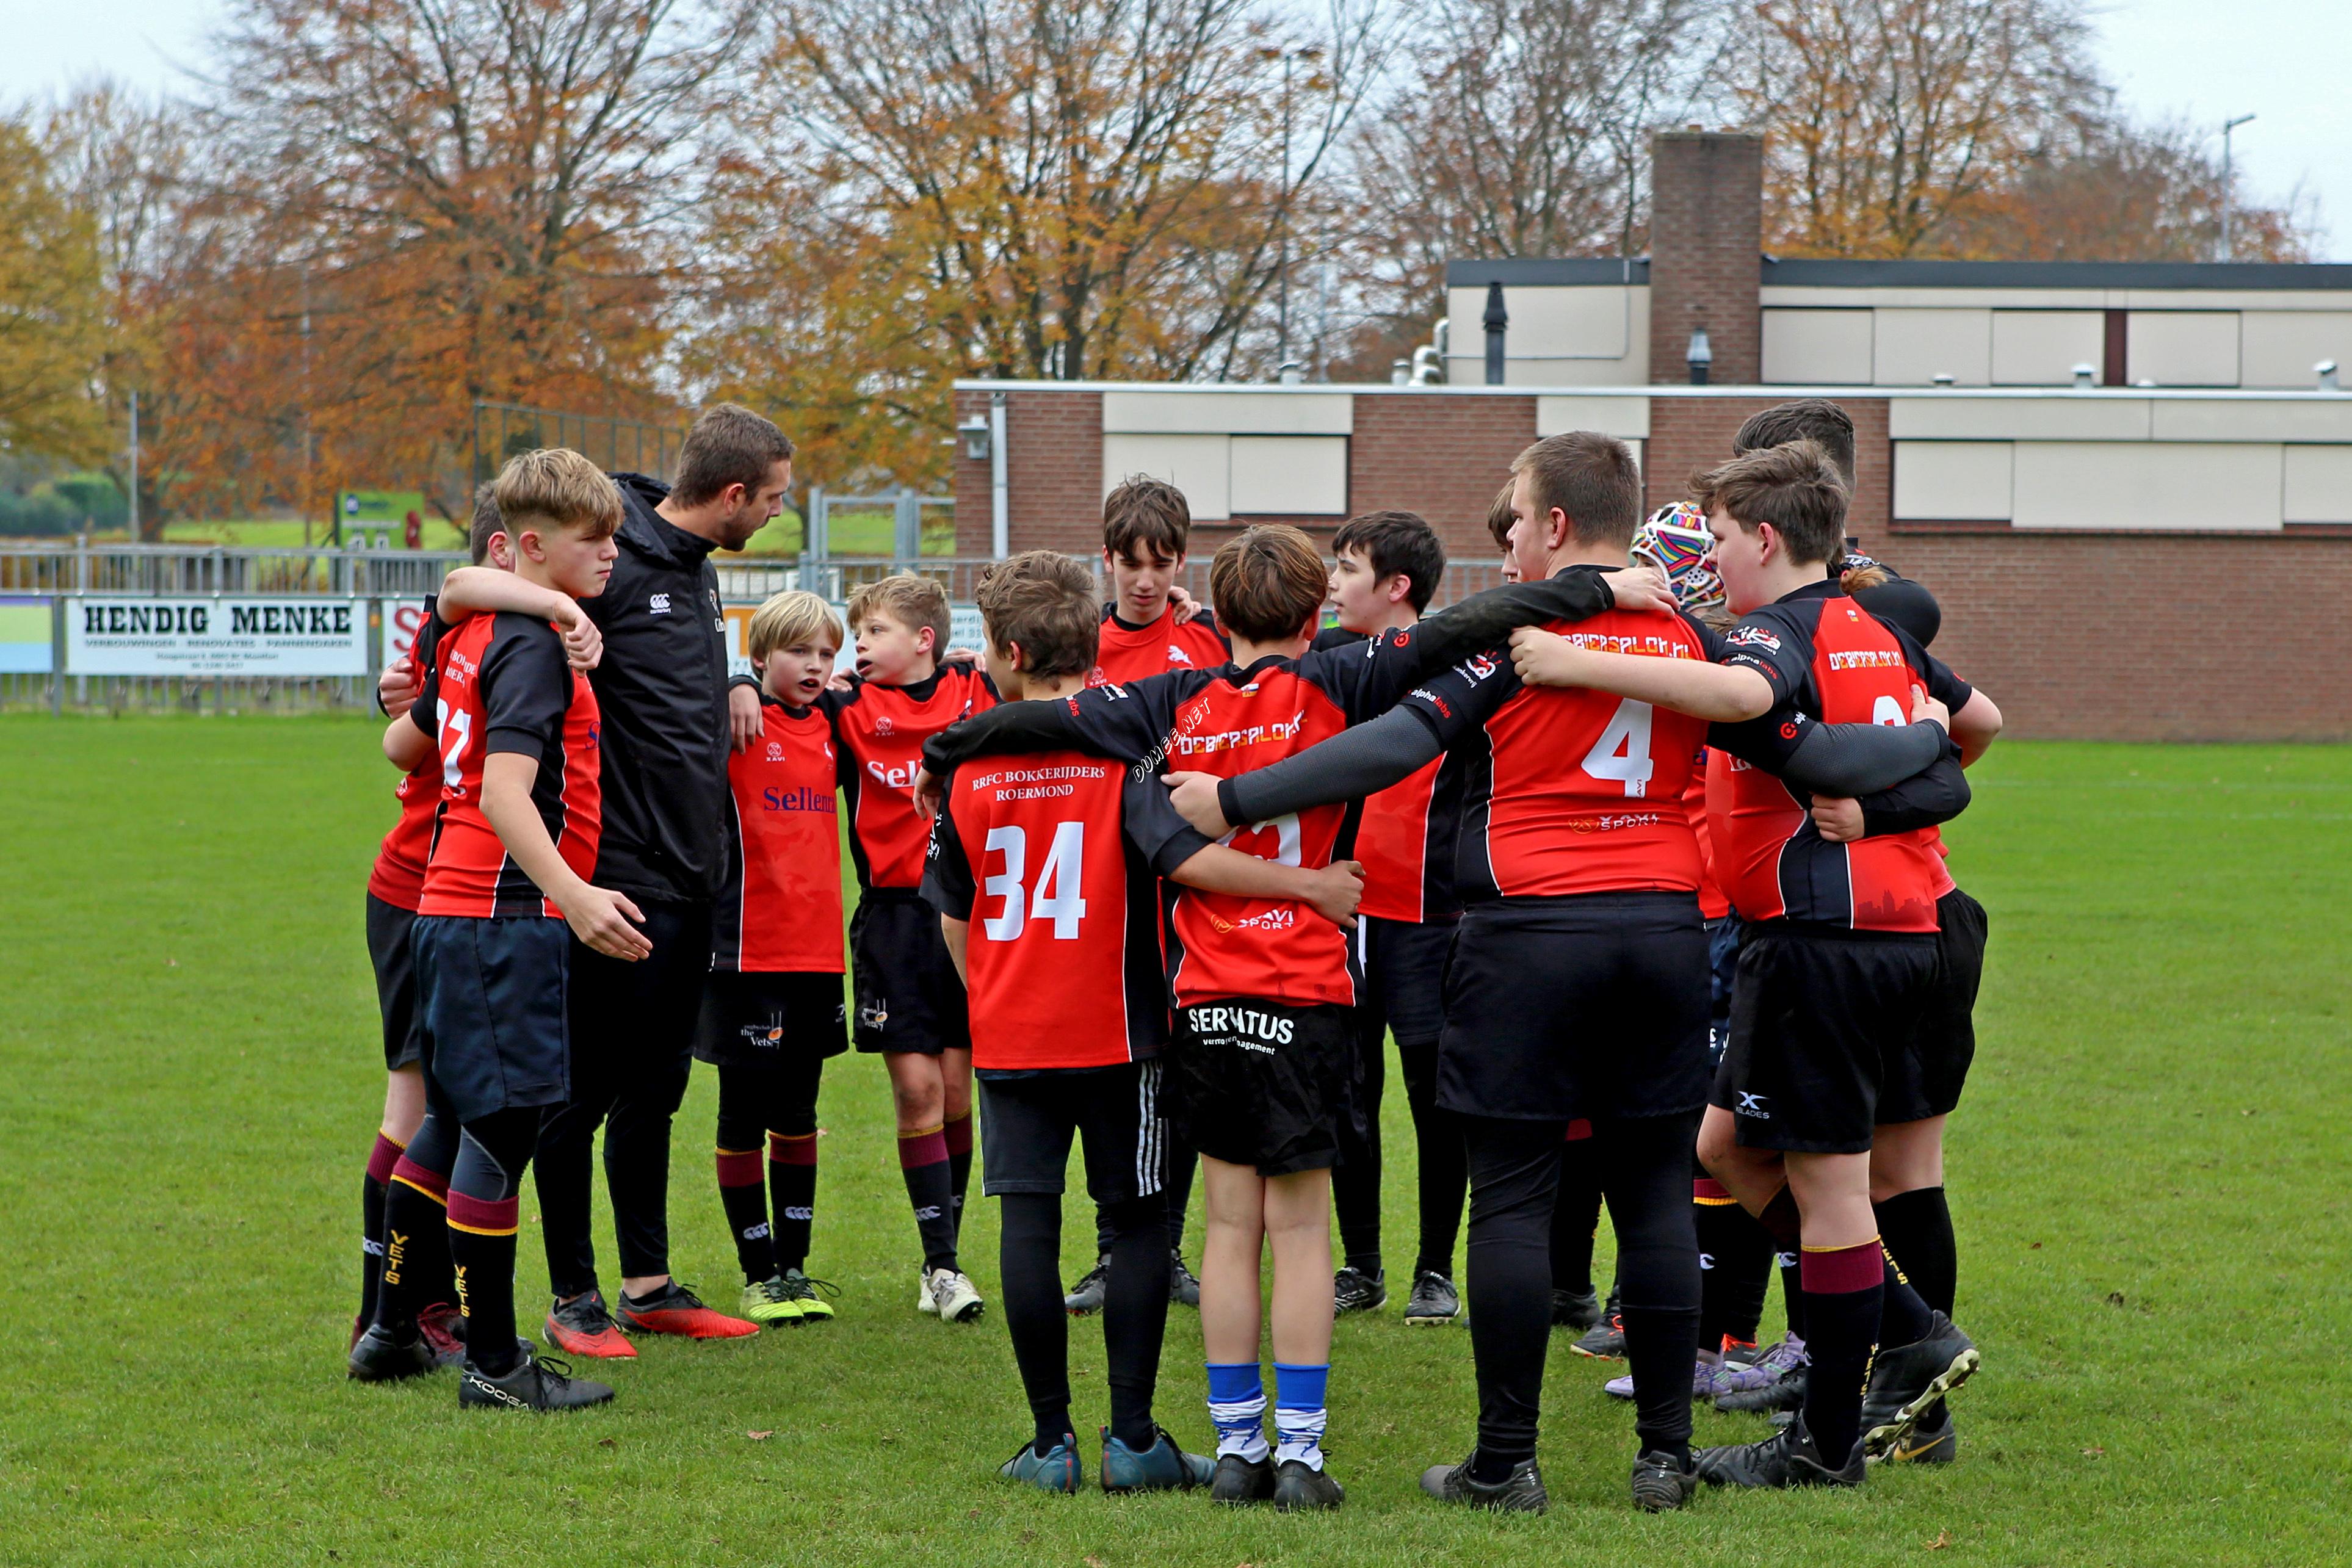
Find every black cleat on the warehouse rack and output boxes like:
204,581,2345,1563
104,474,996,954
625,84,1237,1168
458,1350,615,1412
1570,1307,1625,1359
1168,1252,1202,1309
1272,1458,1345,1511
1063,1254,1110,1316
1551,1286,1602,1331
1860,1310,1977,1458
1694,1412,1864,1489
1715,1363,1807,1414
347,1323,436,1382
1333,1266,1388,1315
1419,1451,1547,1513
1403,1271,1461,1325
1630,1449,1700,1512
1880,1398,1958,1464
1209,1453,1277,1505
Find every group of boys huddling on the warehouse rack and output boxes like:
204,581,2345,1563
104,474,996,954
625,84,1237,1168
339,392,2000,1515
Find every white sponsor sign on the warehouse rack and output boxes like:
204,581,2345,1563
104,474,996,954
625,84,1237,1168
380,598,433,670
65,596,370,677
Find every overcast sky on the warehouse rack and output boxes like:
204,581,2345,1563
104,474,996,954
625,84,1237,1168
7,0,2347,258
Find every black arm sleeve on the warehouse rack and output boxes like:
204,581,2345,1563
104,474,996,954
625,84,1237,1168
1856,754,1973,835
922,697,1091,773
918,785,976,921
1218,705,1446,828
1775,720,1951,798
1406,572,1618,674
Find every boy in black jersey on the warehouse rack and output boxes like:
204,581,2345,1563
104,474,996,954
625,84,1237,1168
1316,511,1468,1325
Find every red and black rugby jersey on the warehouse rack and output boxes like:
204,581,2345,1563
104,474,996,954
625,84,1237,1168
1708,580,1972,933
368,599,447,912
1685,761,1731,922
712,696,844,974
1309,625,1461,925
1087,601,1230,690
1402,588,1719,901
928,632,1423,1008
922,748,1207,1071
419,612,602,920
825,664,996,892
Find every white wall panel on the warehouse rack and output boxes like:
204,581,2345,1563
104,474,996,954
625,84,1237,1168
2011,441,2281,530
1761,309,1873,384
2283,446,2352,523
1229,436,1349,516
1893,443,2014,520
2240,312,2352,388
1872,308,1992,386
1102,433,1229,520
1101,391,1351,435
1990,311,2105,385
1889,397,2152,440
2127,313,2240,386
1535,396,1651,438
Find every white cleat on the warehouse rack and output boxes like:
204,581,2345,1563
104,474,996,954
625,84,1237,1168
927,1267,985,1323
916,1267,939,1315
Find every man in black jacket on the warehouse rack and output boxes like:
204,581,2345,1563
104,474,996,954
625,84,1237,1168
537,404,799,1355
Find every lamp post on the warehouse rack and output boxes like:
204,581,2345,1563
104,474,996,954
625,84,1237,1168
2220,113,2256,260
1261,44,1323,375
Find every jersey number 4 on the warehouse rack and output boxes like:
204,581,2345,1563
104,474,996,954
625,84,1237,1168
1582,698,1655,798
982,822,1087,940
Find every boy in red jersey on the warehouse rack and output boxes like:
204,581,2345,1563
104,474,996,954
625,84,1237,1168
1165,436,1958,1511
1507,439,1980,1488
353,488,599,1371
917,526,1651,1510
831,573,997,1321
922,551,1362,1493
1058,477,1231,1314
1312,511,1469,1326
702,591,850,1327
352,449,643,1412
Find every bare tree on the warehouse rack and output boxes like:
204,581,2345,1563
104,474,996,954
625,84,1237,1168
1735,0,2099,258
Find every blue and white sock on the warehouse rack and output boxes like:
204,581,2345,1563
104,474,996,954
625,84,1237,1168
1273,1362,1330,1472
1205,1362,1269,1463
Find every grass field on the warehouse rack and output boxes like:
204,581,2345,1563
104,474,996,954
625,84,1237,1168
2,720,2347,1566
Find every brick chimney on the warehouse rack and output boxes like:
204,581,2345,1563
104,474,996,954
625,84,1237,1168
1648,131,1763,386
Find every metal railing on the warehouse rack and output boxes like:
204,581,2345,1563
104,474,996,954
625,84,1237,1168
1,543,1516,715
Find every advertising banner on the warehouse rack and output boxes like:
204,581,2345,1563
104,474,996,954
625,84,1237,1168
0,595,52,674
380,597,433,670
65,597,370,677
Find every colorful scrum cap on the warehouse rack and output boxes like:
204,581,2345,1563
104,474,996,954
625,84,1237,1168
1630,502,1724,620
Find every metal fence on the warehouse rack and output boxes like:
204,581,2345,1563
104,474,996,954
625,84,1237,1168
2,543,1514,715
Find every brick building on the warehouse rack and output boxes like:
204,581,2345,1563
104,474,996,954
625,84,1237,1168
952,131,2352,740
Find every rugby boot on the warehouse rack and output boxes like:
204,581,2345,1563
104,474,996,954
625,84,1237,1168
1272,1458,1345,1512
1694,1411,1864,1489
739,1275,805,1327
1210,1453,1277,1505
1571,1294,1626,1359
778,1267,837,1321
1063,1254,1111,1316
1169,1252,1203,1309
545,1290,637,1359
1714,1335,1809,1412
1551,1285,1603,1332
1403,1271,1461,1325
927,1266,986,1323
1419,1452,1548,1513
1332,1266,1388,1315
458,1350,614,1412
1630,1449,1701,1512
347,1322,436,1382
616,1280,760,1340
1001,1434,1084,1494
1859,1311,1978,1458
416,1301,468,1365
1100,1425,1217,1492
1881,1400,1958,1464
